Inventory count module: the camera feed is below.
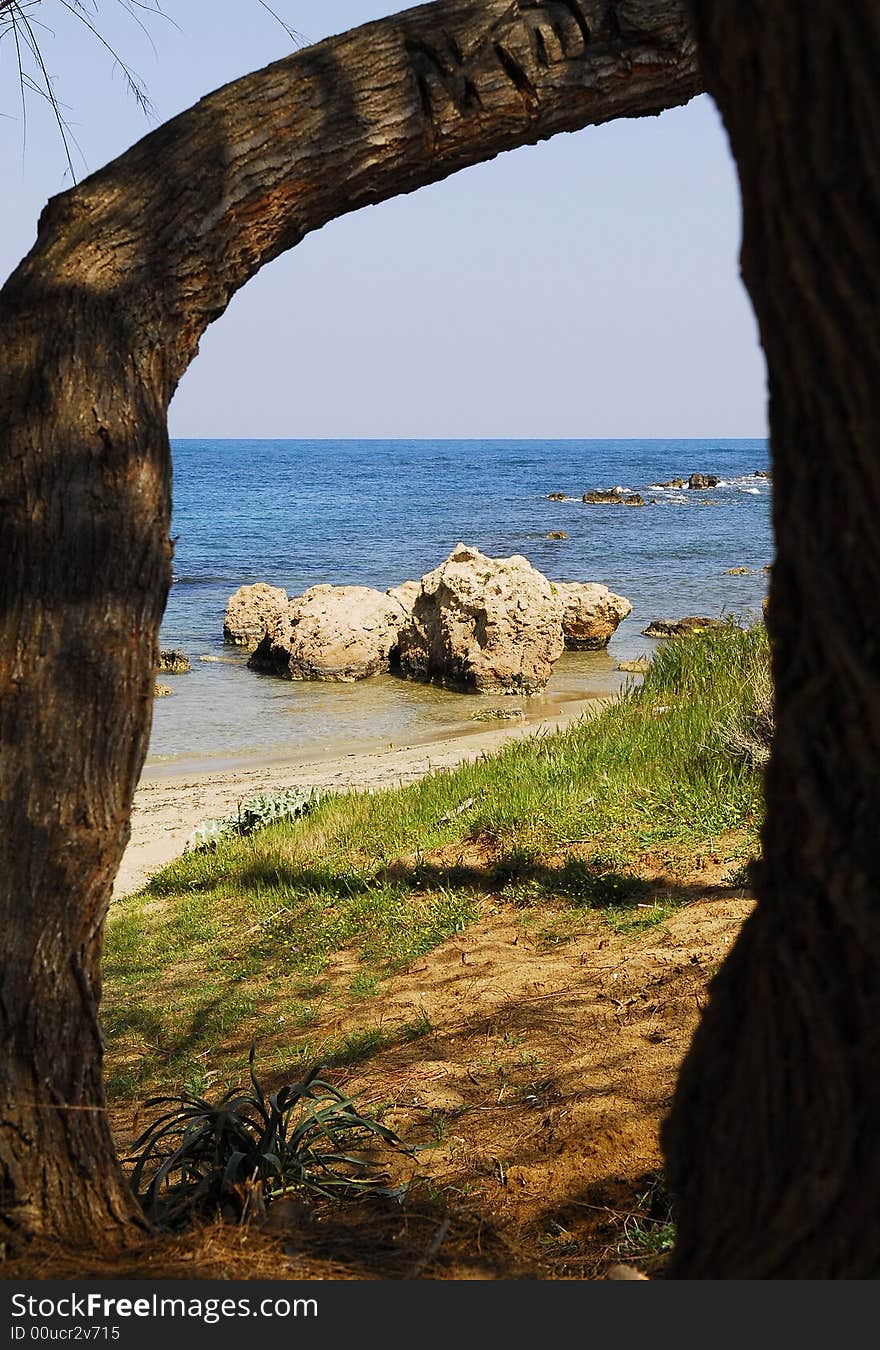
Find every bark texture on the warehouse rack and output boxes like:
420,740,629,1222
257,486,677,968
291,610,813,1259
0,1,699,1247
663,1,880,1278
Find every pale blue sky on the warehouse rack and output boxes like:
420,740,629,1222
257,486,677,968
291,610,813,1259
0,1,768,438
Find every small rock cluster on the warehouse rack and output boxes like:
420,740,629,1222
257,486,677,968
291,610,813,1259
547,471,764,503
154,647,191,697
224,544,632,696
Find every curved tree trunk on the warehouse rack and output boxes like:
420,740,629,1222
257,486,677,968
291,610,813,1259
0,1,699,1248
662,1,880,1278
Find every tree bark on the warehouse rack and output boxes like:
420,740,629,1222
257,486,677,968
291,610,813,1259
662,1,880,1278
0,1,699,1248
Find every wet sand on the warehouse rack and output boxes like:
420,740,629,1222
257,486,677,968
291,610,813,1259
115,693,606,898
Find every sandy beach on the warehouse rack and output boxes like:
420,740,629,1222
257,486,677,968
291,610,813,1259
115,694,604,898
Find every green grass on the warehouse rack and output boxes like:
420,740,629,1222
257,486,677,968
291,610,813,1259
615,1171,677,1268
103,622,767,1100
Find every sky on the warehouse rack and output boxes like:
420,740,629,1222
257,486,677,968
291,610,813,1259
0,1,768,439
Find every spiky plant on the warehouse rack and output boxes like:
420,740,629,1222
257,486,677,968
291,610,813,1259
127,1047,409,1228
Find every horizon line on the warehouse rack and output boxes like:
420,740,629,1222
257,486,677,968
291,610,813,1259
166,433,770,443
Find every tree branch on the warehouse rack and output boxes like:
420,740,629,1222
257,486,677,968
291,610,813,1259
6,0,700,399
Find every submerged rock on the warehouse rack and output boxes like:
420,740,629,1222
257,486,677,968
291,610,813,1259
154,683,173,697
552,582,632,651
617,658,651,674
725,566,751,575
470,706,526,722
224,582,289,650
546,492,568,501
641,617,725,639
395,544,565,695
157,648,190,674
546,531,568,540
249,584,406,682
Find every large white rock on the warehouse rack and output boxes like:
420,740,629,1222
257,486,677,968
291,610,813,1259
552,581,632,650
249,584,407,681
224,582,289,650
395,544,565,694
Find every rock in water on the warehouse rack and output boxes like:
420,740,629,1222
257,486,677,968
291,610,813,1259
154,683,173,697
224,582,289,650
249,584,406,681
156,648,191,674
582,488,627,504
552,582,632,650
470,706,525,721
641,617,724,638
581,488,644,507
687,473,719,489
395,544,565,694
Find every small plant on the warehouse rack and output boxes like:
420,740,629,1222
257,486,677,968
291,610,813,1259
349,970,380,1000
619,1214,676,1258
330,1026,387,1066
725,858,754,889
400,1009,433,1041
127,1047,410,1228
538,1220,580,1256
557,856,651,907
491,846,539,885
616,1171,676,1267
718,650,774,768
186,786,324,852
602,901,673,935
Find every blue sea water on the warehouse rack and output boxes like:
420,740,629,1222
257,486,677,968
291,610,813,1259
151,438,772,772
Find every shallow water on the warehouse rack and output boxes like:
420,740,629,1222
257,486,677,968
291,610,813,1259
151,438,772,771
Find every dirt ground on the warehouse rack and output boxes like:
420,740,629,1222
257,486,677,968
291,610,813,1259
5,877,752,1281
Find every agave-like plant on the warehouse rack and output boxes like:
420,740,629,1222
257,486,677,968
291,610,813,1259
127,1047,410,1227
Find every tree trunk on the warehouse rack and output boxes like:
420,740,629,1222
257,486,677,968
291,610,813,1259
0,0,699,1249
662,1,880,1278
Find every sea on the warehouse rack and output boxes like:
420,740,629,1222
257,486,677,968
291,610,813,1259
150,438,773,775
